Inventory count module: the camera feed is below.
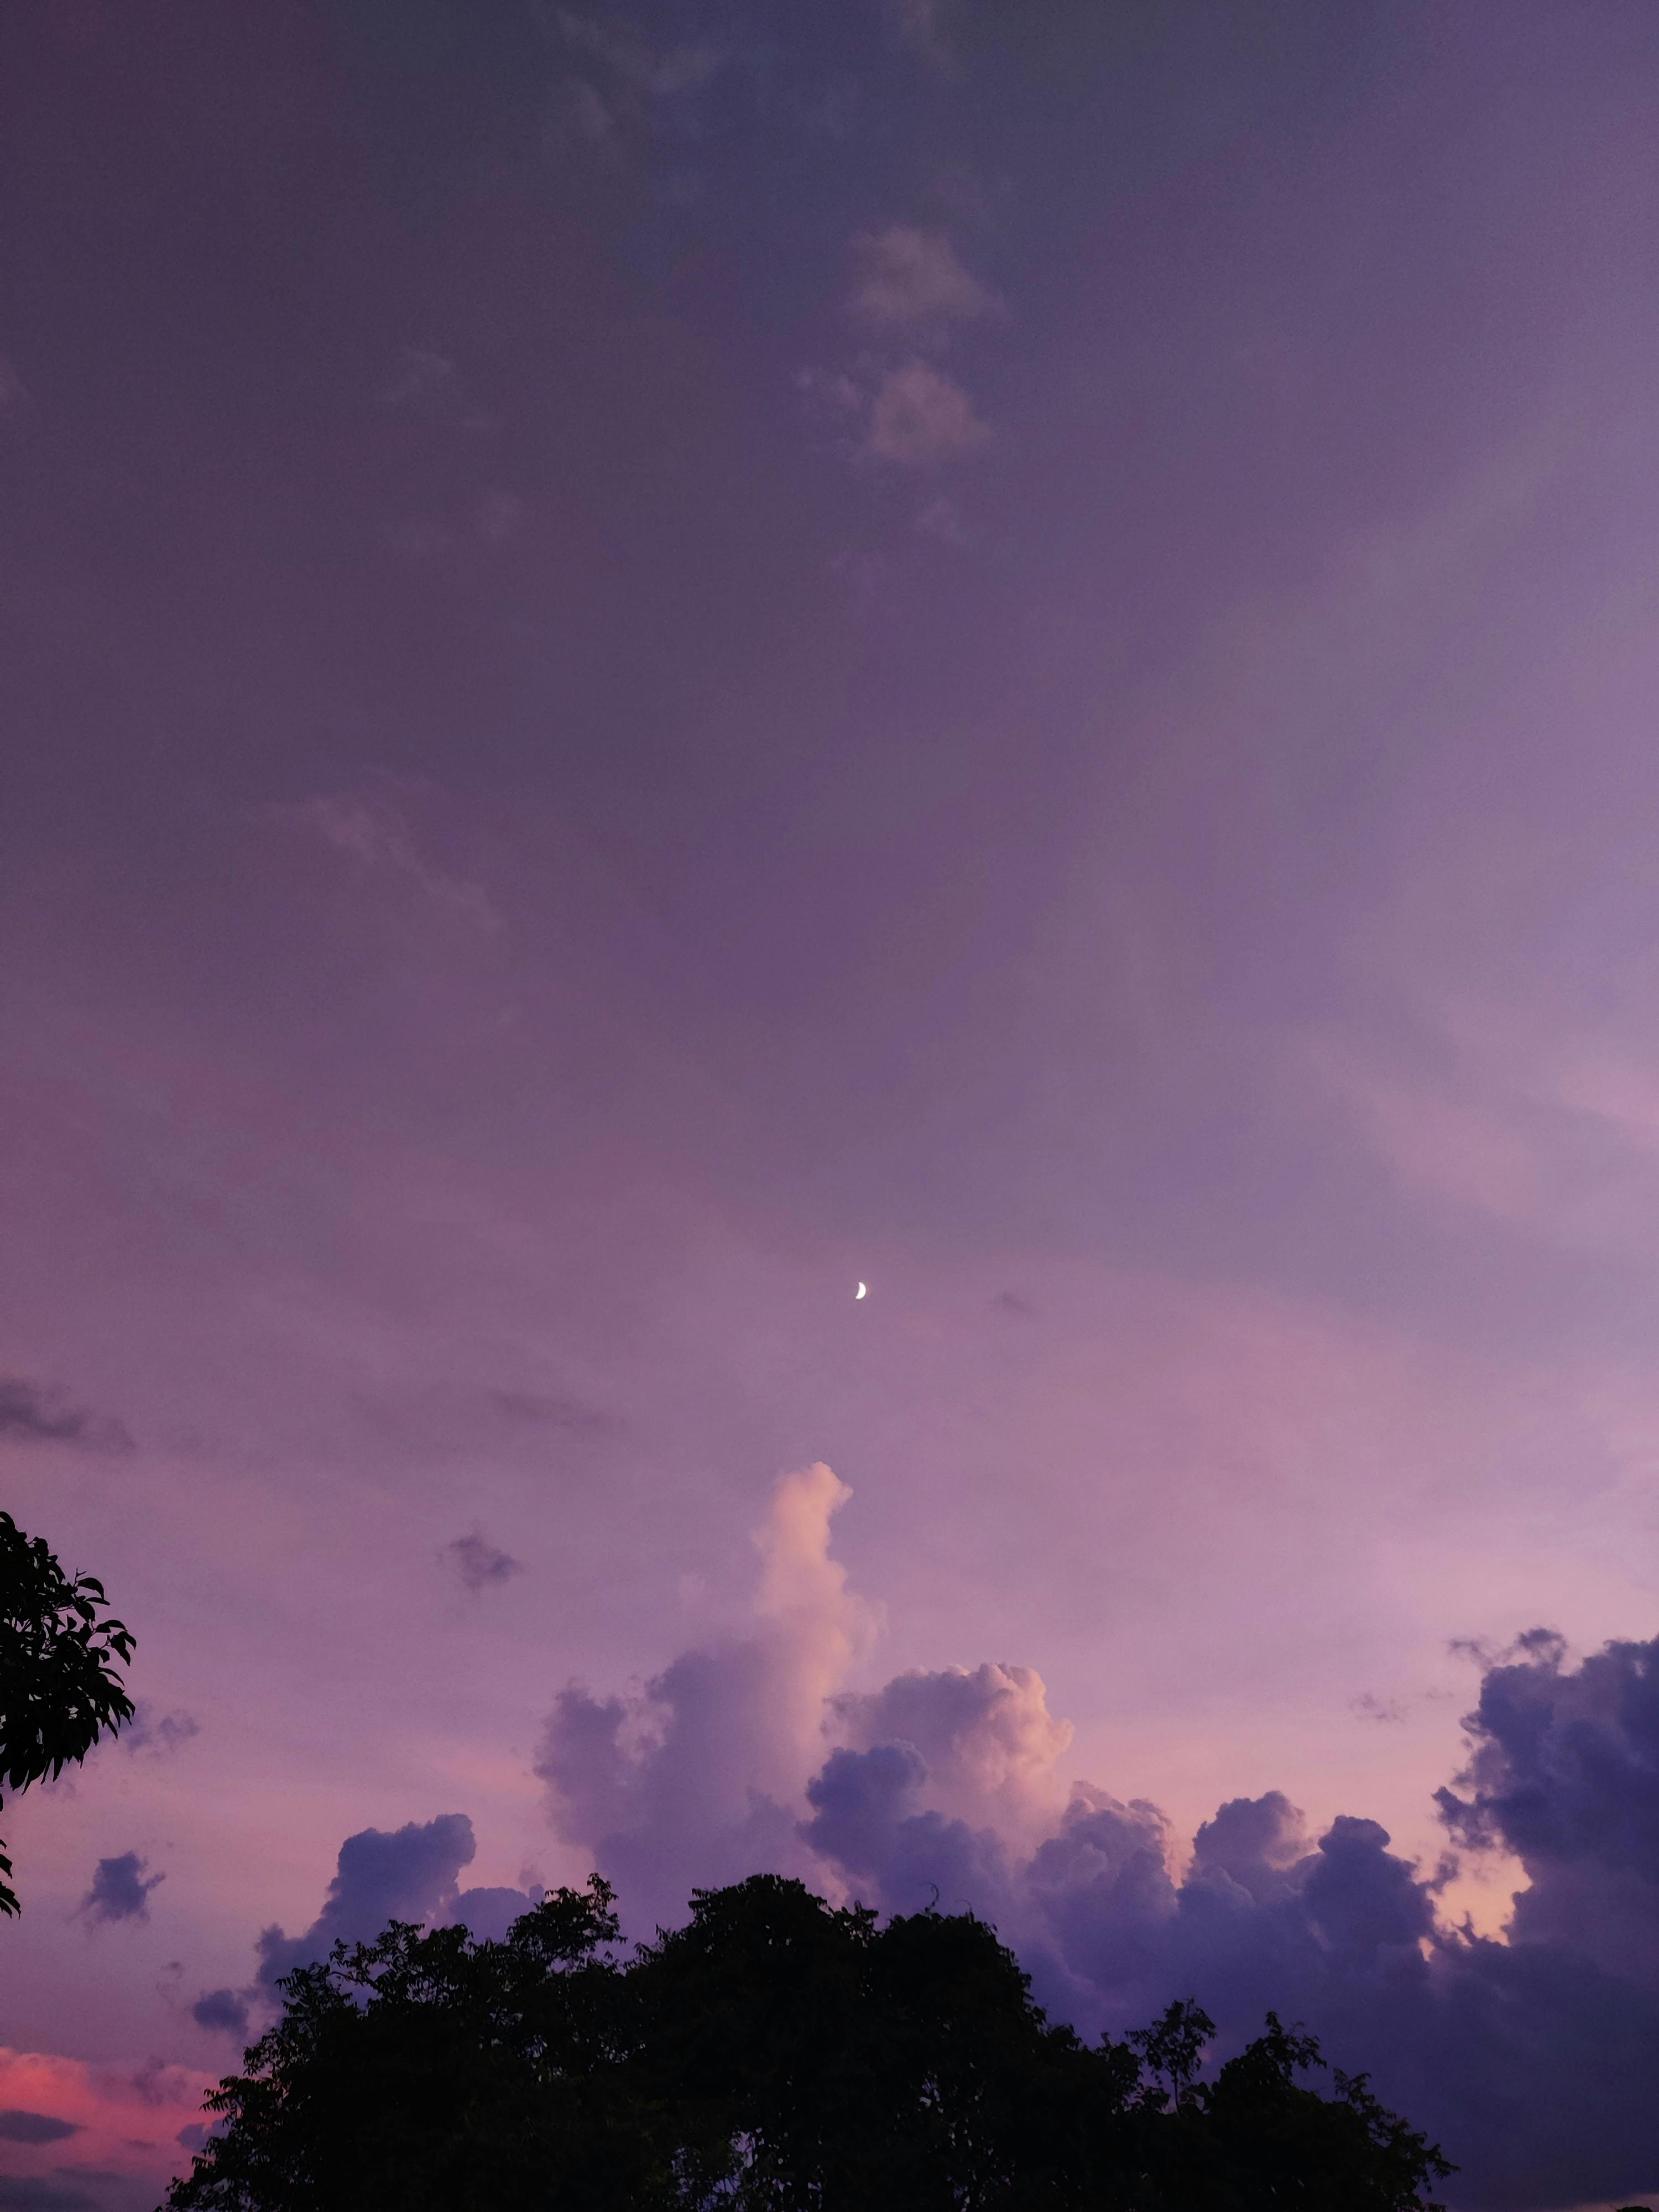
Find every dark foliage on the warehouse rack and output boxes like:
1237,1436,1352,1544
0,1509,136,1914
166,1872,1452,2211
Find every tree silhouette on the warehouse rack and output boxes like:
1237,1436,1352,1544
168,1872,1452,2210
0,1510,136,1914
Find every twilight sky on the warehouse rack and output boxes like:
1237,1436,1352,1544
4,5,1659,2209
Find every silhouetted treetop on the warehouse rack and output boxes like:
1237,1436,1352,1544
0,1509,136,1915
167,1871,1452,2210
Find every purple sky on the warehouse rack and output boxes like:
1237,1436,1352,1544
4,6,1659,2208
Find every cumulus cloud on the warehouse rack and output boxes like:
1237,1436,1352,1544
78,1854,163,1927
1437,1628,1659,1981
540,1465,1659,2210
849,227,999,336
538,1464,878,1930
442,1528,524,1594
830,1661,1071,1839
255,1814,479,1987
0,1377,132,1453
864,362,989,466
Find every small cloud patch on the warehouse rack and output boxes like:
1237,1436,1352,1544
121,1705,200,1758
0,2114,81,2146
849,227,998,333
864,362,989,466
190,1990,249,2038
442,1530,524,1594
79,1854,164,1927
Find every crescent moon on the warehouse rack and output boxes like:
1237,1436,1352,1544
855,1281,868,1300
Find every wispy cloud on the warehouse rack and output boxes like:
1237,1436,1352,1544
120,1705,201,1759
556,12,723,101
0,1378,132,1454
883,0,958,71
546,11,727,160
275,785,502,932
489,1388,617,1434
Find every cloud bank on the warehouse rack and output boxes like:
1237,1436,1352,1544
536,1467,1659,2211
194,1470,1658,2206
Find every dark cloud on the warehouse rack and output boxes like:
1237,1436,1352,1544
441,1530,524,1593
255,1814,477,1987
0,1377,131,1453
802,1743,1009,1918
441,1884,542,1944
0,2114,81,2146
0,2182,97,2212
79,1853,164,1926
205,1817,540,2029
1437,1629,1659,1981
546,1624,1659,2211
190,1987,249,2038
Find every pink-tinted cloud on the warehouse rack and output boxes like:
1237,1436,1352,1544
831,1661,1071,1840
848,226,999,336
0,2049,215,2212
863,360,989,465
538,1466,877,1928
